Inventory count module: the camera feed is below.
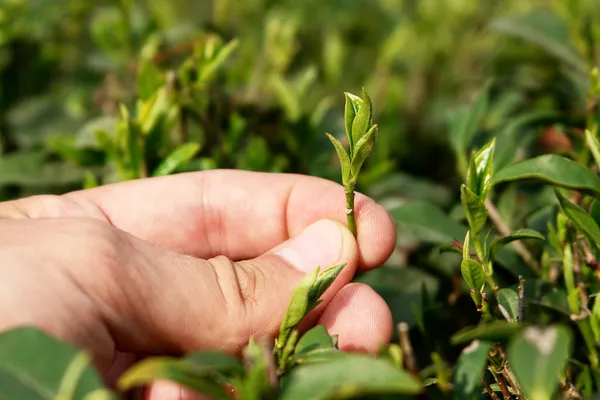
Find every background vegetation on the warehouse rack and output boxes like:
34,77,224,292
2,0,600,398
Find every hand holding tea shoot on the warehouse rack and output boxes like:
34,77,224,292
326,88,378,237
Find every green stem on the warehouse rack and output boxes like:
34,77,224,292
345,184,357,237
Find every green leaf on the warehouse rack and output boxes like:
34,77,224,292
390,202,468,244
453,340,493,400
451,320,525,345
488,229,545,262
306,263,346,312
555,189,600,248
136,60,165,101
461,185,488,234
498,288,520,321
350,87,373,149
295,325,335,355
237,339,275,400
491,155,600,198
152,143,201,177
325,133,351,182
183,351,245,378
278,354,423,400
470,139,496,198
507,325,573,400
343,92,359,150
585,129,600,171
350,124,377,178
490,10,587,75
117,357,231,400
449,84,489,154
461,259,485,292
0,327,109,400
279,267,320,340
199,38,240,83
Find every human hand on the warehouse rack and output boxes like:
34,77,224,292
0,170,396,399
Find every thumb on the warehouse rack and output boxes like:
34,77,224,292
108,219,358,356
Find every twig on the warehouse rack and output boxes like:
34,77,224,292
483,377,500,400
495,372,513,400
502,368,523,400
517,276,526,322
485,198,540,275
398,322,418,374
560,376,583,400
579,236,600,270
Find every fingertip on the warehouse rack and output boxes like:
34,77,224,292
317,282,393,354
354,193,397,269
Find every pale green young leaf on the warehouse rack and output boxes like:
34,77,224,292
462,230,471,260
461,259,485,292
350,88,372,149
279,267,320,341
350,124,377,178
152,143,201,177
498,288,520,321
461,185,488,235
199,38,240,83
585,128,600,171
306,264,346,313
343,93,358,152
325,133,351,182
473,138,496,198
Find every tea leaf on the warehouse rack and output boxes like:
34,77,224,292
343,92,359,149
278,354,423,400
507,325,573,400
555,189,600,248
451,320,525,345
0,327,109,400
461,185,488,235
183,351,245,378
279,267,320,340
325,133,351,182
390,201,468,244
152,142,201,177
585,129,600,171
117,357,231,400
453,340,493,400
307,263,346,311
461,259,485,292
498,288,520,321
491,155,600,198
490,10,587,75
83,389,120,400
471,139,496,198
295,325,336,355
351,88,372,148
136,59,165,101
350,124,377,178
488,229,545,261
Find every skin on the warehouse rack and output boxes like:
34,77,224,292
0,170,396,399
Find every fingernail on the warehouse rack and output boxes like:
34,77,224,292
275,219,348,273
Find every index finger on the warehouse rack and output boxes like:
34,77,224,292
65,170,396,269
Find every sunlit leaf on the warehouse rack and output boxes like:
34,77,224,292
152,143,201,177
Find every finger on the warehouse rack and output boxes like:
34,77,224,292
62,170,395,269
88,219,357,356
145,381,213,400
317,283,393,354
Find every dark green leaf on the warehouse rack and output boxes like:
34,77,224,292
278,354,422,400
498,288,520,321
350,124,377,178
555,189,600,248
488,229,545,262
152,143,201,177
449,84,489,153
390,202,468,244
491,155,600,198
461,259,485,292
117,357,230,400
507,325,573,400
453,340,493,400
590,200,600,229
461,185,488,234
326,133,351,182
451,320,525,345
586,129,600,171
351,88,372,149
0,326,109,400
490,10,587,75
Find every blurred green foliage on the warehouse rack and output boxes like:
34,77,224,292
3,0,600,397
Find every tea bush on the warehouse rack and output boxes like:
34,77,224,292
2,0,600,399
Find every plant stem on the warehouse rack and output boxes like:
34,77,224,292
344,184,357,237
483,377,500,400
398,322,418,375
485,197,541,275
